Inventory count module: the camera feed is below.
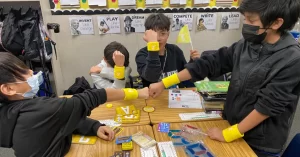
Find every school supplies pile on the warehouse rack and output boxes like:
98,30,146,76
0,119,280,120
194,81,229,113
114,105,141,123
167,125,215,157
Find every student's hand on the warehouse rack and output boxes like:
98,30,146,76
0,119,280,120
207,127,226,142
89,66,102,75
137,87,149,99
149,82,165,98
113,51,125,67
97,126,115,141
143,29,158,43
190,50,200,60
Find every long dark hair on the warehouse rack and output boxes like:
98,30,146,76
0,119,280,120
0,52,30,102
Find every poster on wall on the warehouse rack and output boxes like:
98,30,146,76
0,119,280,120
97,16,121,34
196,13,217,31
119,0,136,6
220,12,241,30
69,16,94,35
123,15,146,33
172,13,193,31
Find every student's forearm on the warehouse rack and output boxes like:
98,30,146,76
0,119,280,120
237,109,269,134
105,88,125,102
177,69,192,82
160,69,192,89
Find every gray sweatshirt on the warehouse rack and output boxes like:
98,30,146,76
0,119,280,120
91,60,132,89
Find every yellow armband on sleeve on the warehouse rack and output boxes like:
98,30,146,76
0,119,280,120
222,124,244,142
147,42,160,52
114,66,125,80
162,73,180,88
123,88,139,100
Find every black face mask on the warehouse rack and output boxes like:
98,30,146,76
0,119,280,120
242,24,268,44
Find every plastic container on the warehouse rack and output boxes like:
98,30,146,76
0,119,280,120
178,125,207,142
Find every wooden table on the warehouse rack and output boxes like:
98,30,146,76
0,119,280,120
153,120,257,157
65,125,158,157
146,89,222,124
59,95,150,127
89,99,150,127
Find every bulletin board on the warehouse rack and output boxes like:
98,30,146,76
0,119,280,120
49,0,240,15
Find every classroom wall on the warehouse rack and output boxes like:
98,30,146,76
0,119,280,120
51,14,242,95
1,0,243,95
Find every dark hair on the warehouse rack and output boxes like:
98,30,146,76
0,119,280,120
199,18,204,22
239,0,300,33
0,52,30,102
145,13,171,31
104,41,130,67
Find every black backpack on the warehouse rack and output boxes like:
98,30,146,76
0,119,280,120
0,8,43,59
63,76,92,95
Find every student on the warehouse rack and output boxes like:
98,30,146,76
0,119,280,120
0,52,148,157
148,0,300,156
136,13,197,88
90,41,132,89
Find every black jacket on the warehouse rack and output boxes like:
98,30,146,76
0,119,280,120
186,32,300,153
136,43,192,88
0,89,107,157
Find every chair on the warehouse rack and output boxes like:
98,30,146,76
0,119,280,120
282,133,300,157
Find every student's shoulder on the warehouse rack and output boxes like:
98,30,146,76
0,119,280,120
136,46,148,55
166,43,184,54
7,97,65,114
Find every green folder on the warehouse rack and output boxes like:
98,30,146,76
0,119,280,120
194,81,230,93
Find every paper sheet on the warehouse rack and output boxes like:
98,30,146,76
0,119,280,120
221,12,241,30
60,0,80,5
97,16,121,34
89,0,106,6
169,90,202,109
170,0,180,4
197,13,217,31
194,0,210,4
179,112,221,120
69,17,94,35
180,0,187,4
146,0,163,4
140,146,159,157
119,0,136,6
157,141,178,157
98,119,121,127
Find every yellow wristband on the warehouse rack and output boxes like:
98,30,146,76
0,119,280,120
162,74,180,88
114,66,125,80
123,88,139,100
222,124,244,142
147,42,160,51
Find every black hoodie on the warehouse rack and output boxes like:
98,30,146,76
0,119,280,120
0,89,107,157
136,43,195,88
185,32,300,154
